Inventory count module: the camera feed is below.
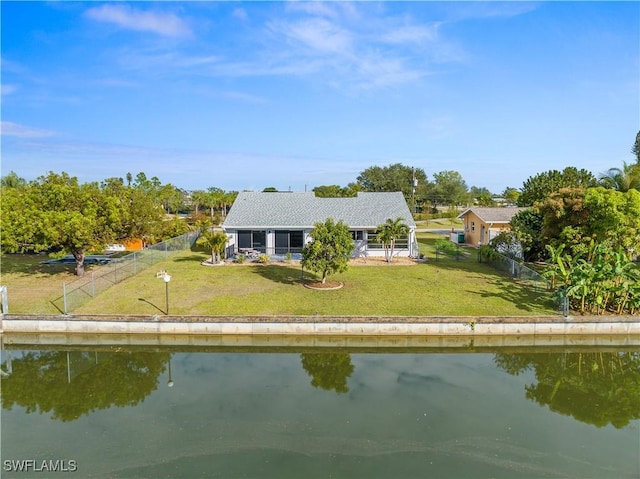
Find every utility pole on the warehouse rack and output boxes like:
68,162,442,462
411,167,418,214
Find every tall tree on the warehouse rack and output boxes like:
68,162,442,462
313,184,359,198
204,187,225,221
1,172,163,276
1,172,127,276
469,186,495,206
190,190,208,217
583,187,640,258
158,184,187,214
356,163,427,207
509,209,545,262
633,130,640,164
538,188,590,254
102,175,164,245
517,167,596,207
536,186,640,261
432,170,469,206
301,218,353,284
501,187,520,205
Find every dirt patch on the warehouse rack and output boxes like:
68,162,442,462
349,257,418,266
304,281,344,290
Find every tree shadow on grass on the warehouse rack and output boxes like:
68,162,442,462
173,254,209,263
250,264,309,285
1,254,104,277
465,278,556,313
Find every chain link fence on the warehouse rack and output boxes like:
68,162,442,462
479,251,549,292
54,231,200,314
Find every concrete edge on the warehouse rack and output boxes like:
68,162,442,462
1,313,639,337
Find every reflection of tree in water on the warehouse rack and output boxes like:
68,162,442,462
1,350,169,422
300,352,354,394
494,351,640,428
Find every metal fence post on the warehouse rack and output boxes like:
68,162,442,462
63,282,68,314
0,286,8,314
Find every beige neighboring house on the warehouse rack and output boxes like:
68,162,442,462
457,207,525,246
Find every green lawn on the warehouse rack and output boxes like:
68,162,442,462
1,234,556,317
1,254,103,315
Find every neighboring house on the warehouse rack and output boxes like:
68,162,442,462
457,207,525,246
222,191,418,258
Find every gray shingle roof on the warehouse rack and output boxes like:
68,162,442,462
457,207,526,223
223,192,416,229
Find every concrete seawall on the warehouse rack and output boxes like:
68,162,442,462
1,313,639,347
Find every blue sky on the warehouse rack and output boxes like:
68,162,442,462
2,1,638,193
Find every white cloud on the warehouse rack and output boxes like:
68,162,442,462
445,2,540,22
286,1,347,20
275,18,353,55
381,24,441,45
260,4,458,91
84,5,192,38
1,122,55,138
82,3,461,93
1,84,18,95
232,8,248,22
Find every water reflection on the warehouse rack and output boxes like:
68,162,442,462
494,351,640,428
300,352,355,393
3,347,639,430
1,346,638,478
1,350,169,421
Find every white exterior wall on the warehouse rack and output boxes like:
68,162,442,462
224,228,416,257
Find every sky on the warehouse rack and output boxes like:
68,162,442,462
1,1,638,194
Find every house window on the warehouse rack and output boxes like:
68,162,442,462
471,221,475,231
351,230,364,241
252,231,266,251
367,230,408,249
238,230,252,249
237,230,266,252
275,230,304,254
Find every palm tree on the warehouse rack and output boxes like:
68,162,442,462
199,229,228,264
598,162,640,192
190,190,208,217
376,217,409,263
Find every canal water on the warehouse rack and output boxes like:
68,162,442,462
1,345,638,478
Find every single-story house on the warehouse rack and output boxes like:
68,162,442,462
457,207,525,246
222,191,418,258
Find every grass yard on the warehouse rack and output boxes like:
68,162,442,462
1,254,106,315
1,234,556,317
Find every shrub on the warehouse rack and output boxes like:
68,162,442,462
235,254,246,264
257,254,270,264
435,239,458,254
